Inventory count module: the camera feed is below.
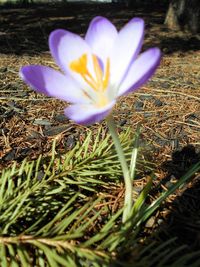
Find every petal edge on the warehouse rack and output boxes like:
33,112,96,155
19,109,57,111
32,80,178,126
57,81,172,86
118,48,161,97
20,65,88,104
64,101,116,125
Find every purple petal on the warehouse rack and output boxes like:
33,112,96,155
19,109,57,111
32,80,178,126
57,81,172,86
110,18,145,86
85,16,118,65
64,101,116,125
117,48,161,97
49,29,91,76
20,65,89,104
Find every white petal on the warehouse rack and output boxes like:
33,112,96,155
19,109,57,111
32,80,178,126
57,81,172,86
50,29,107,97
110,18,145,87
85,16,118,65
118,48,161,96
20,65,89,104
64,100,116,125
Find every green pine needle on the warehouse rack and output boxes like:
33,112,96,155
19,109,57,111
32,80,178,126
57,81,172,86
0,126,199,266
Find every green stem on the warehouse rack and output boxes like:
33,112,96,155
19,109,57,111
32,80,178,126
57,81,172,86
106,115,133,223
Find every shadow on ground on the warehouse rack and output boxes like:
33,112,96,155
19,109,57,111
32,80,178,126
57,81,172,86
158,145,200,250
158,178,200,250
110,145,200,266
159,35,200,54
0,2,142,55
0,1,199,56
138,145,200,265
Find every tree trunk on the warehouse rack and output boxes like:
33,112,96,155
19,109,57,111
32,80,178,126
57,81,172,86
165,0,200,34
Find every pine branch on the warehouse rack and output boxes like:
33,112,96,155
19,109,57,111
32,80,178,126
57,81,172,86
0,126,199,266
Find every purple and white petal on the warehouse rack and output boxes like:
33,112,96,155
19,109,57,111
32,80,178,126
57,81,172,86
20,65,90,104
110,18,145,87
49,30,93,79
85,16,118,65
117,48,161,97
64,100,116,125
49,30,100,90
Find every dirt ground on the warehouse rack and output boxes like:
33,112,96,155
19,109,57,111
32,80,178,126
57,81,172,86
0,1,200,255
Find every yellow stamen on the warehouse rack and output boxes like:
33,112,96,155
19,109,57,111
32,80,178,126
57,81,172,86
92,55,103,88
69,53,110,107
103,58,110,90
82,73,98,91
70,53,110,92
70,54,88,75
70,54,98,91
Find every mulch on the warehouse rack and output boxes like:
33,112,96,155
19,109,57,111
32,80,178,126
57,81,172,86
0,1,200,253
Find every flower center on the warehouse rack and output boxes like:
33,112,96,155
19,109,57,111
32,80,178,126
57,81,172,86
70,53,110,107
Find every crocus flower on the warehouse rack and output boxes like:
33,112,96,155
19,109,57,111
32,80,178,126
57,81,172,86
20,16,161,125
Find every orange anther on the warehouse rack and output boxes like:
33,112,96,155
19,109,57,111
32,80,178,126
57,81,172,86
70,53,110,95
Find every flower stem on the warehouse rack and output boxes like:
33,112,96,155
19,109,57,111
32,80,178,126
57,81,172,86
106,115,133,223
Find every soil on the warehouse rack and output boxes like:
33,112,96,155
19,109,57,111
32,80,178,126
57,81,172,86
0,0,200,259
